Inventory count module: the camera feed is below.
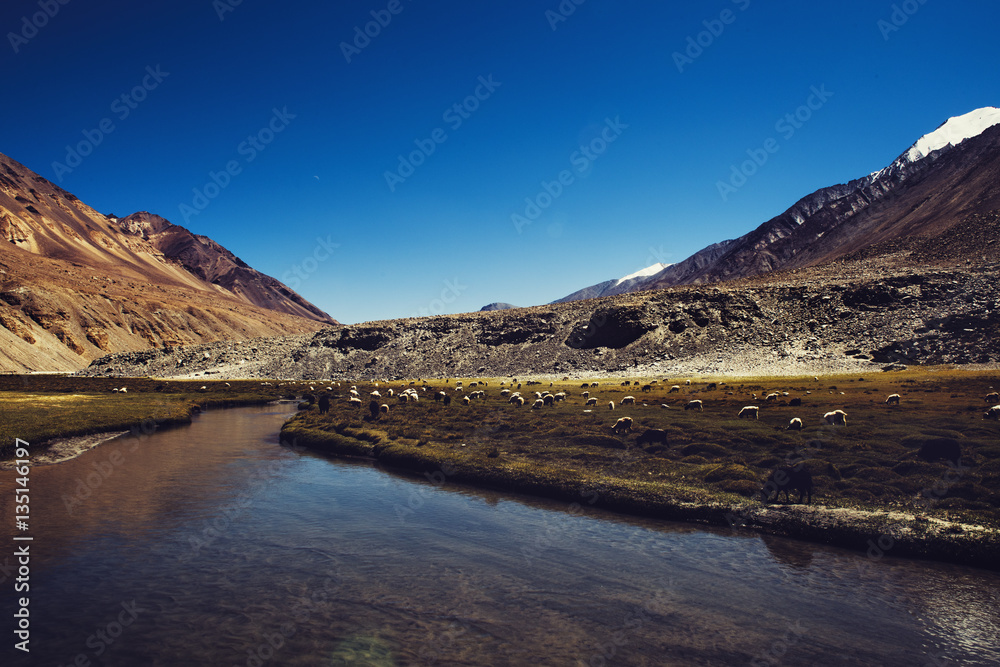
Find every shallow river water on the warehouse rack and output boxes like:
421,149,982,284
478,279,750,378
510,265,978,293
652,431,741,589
1,404,998,666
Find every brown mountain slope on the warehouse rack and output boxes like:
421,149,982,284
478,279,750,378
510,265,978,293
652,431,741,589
0,152,337,372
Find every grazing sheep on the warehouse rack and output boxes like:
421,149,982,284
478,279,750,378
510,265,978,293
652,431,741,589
737,406,759,420
348,397,362,408
380,404,389,414
885,393,901,405
685,400,704,412
635,429,668,446
119,387,128,393
620,396,636,405
984,405,1000,420
669,385,680,393
586,397,598,406
399,393,409,403
823,410,848,426
199,386,208,392
554,393,567,402
532,399,545,409
349,389,360,398
765,393,779,402
760,465,813,504
462,396,471,405
500,389,511,397
543,394,555,406
370,391,381,398
608,401,615,411
789,397,802,407
582,391,590,399
435,391,445,402
510,396,525,406
642,384,653,393
112,388,119,393
786,417,803,431
591,382,599,388
611,417,633,435
985,392,999,404
685,380,691,385
581,382,591,388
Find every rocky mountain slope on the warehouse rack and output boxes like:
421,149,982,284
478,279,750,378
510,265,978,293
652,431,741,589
0,152,337,372
559,108,1000,296
553,263,671,304
82,256,1000,381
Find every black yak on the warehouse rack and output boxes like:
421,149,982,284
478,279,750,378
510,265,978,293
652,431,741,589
760,465,813,504
318,394,330,414
635,428,668,446
917,438,961,465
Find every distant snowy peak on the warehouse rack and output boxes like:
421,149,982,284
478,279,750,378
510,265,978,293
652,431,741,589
615,262,671,286
905,107,1000,163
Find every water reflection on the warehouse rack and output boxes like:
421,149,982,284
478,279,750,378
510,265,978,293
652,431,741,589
0,404,998,666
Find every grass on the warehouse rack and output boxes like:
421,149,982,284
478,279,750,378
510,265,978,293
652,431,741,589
281,369,1000,568
0,375,290,459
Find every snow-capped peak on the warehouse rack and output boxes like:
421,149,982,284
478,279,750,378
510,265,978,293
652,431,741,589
615,262,670,286
905,107,1000,162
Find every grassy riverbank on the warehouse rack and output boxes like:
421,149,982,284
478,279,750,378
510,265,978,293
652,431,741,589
281,369,1000,569
0,375,290,459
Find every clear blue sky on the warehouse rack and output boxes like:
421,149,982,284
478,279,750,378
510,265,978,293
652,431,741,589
2,0,998,324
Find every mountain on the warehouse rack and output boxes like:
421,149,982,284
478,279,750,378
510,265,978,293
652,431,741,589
553,263,671,303
0,151,337,372
480,302,519,311
584,107,1000,295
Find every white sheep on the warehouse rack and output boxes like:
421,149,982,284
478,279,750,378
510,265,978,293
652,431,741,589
608,401,615,411
983,405,1000,420
586,397,598,406
985,392,999,404
611,417,633,434
685,400,703,412
885,394,900,405
737,406,759,420
462,396,471,405
348,397,362,407
380,404,389,414
119,387,127,393
370,391,381,398
582,391,590,399
787,417,803,431
823,410,848,425
669,385,680,393
532,399,545,409
620,396,636,405
510,395,525,406
765,392,779,402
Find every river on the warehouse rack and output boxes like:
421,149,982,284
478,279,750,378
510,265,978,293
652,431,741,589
1,404,998,666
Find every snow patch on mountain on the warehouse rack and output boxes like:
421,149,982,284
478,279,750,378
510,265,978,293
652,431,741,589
906,107,1000,162
615,263,671,286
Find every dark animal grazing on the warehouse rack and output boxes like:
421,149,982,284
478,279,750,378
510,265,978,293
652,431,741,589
985,392,999,404
788,397,802,407
369,400,380,420
318,394,330,414
443,394,452,406
760,466,813,504
635,429,668,446
706,382,717,390
917,438,962,465
641,384,653,393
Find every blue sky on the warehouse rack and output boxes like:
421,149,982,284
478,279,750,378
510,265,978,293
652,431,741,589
2,0,998,324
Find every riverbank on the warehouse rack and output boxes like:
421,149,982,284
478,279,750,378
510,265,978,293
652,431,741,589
280,369,1000,570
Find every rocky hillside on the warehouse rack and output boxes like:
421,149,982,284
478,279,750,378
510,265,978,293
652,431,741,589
81,258,1000,380
0,152,337,372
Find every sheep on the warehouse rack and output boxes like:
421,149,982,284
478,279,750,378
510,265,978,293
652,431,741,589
199,386,208,392
398,393,410,403
636,428,668,446
984,405,1000,420
786,417,803,431
685,379,691,385
119,387,128,393
581,382,591,388
435,391,445,402
380,404,389,414
985,392,999,404
510,395,525,406
543,394,555,406
349,389,360,398
641,384,653,393
620,396,636,405
462,396,471,405
765,392,779,402
760,465,813,504
608,401,615,410
582,391,590,399
554,392,567,402
500,389,511,397
885,393,900,405
823,410,848,426
370,391,381,398
685,400,703,412
532,399,545,409
348,397,362,407
586,397,598,406
737,406,759,420
112,388,119,393
591,382,599,388
669,385,680,393
611,417,633,434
